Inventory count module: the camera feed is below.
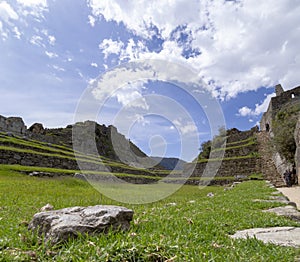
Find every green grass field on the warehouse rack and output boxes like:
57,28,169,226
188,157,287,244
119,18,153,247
0,166,299,261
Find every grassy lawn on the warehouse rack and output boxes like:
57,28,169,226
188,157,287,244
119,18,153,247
0,167,299,261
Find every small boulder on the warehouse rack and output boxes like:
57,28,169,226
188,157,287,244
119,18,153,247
28,123,45,135
28,205,134,244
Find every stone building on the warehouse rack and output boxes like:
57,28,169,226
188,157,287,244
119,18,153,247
260,84,300,133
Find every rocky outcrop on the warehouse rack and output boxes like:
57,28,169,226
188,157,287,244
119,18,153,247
29,123,45,135
28,205,134,245
0,115,26,134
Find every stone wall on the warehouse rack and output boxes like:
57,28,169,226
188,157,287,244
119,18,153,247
0,115,26,134
270,86,300,114
185,157,260,181
260,103,273,133
260,85,300,132
226,127,258,143
185,128,261,185
0,148,161,177
259,85,300,175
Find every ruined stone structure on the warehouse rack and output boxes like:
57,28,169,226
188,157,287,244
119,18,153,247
0,115,26,134
260,84,300,133
260,84,300,183
184,127,261,185
0,114,164,182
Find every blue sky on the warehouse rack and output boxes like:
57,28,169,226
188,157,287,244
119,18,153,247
1,0,300,161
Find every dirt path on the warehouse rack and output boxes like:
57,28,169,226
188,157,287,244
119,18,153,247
277,186,300,210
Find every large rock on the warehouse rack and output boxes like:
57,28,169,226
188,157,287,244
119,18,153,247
0,115,26,134
231,227,300,247
28,205,134,244
28,123,45,135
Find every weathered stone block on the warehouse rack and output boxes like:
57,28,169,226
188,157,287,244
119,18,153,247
28,205,134,245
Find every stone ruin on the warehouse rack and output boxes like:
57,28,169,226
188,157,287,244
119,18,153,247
0,115,27,134
260,84,300,133
260,84,300,180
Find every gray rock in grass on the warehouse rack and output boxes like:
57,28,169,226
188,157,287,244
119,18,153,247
231,227,300,247
28,205,134,245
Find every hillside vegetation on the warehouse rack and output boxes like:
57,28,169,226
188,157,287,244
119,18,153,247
272,102,300,163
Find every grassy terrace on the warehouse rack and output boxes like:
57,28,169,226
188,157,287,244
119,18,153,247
0,164,161,181
0,132,121,165
211,139,257,152
0,145,173,177
0,133,166,175
0,164,212,182
0,167,299,261
195,154,259,163
225,136,256,146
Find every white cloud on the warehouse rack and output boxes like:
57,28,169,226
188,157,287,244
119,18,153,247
119,39,148,61
52,65,65,72
88,15,95,27
173,118,197,135
238,106,253,117
16,0,48,18
16,0,47,8
113,81,149,110
88,0,300,98
45,51,58,58
48,35,55,45
30,35,44,47
13,26,21,39
238,93,276,117
134,114,150,126
87,0,201,39
0,1,19,23
91,62,98,67
99,38,124,59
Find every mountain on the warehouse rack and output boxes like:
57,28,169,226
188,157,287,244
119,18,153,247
150,157,186,170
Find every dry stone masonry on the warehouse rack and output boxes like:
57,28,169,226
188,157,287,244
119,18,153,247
184,127,261,185
260,84,300,183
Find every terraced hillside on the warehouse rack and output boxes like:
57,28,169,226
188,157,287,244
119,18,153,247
184,127,262,185
0,131,171,184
